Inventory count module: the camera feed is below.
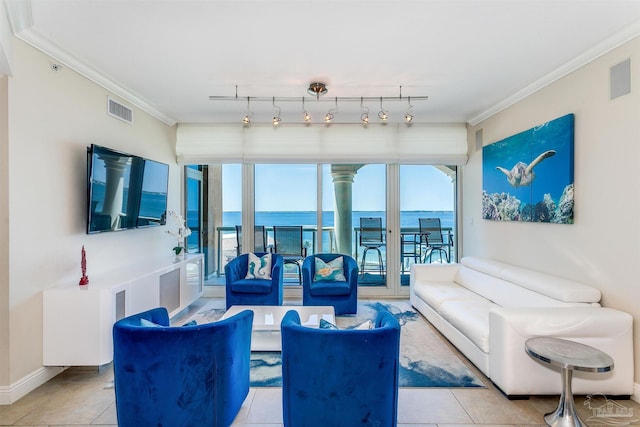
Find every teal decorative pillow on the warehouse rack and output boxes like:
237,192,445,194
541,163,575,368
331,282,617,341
140,318,161,327
314,257,347,282
319,319,339,329
245,252,272,280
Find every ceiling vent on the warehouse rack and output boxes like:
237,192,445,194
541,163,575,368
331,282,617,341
107,96,133,124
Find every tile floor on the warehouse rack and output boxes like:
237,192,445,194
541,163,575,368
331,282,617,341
1,298,638,426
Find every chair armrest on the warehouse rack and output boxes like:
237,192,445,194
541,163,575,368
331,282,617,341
271,254,284,285
344,256,359,283
375,311,400,331
224,258,245,283
282,309,302,327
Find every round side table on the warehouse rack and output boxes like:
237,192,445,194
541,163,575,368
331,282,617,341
525,337,614,427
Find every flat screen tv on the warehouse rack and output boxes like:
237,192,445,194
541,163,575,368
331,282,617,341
87,144,169,234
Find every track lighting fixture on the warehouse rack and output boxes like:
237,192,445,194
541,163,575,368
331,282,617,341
307,82,328,99
325,97,337,124
404,96,414,123
302,98,311,122
378,97,388,121
211,85,429,124
324,111,334,123
242,96,253,125
272,97,281,126
360,97,369,125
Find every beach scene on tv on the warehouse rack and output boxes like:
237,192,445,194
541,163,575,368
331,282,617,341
482,114,574,223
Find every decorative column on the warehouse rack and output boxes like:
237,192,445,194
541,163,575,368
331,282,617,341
98,154,132,230
330,165,362,255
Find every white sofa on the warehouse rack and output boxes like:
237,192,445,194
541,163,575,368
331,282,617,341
410,256,634,397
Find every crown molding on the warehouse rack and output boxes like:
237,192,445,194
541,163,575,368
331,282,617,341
467,19,640,127
5,0,177,126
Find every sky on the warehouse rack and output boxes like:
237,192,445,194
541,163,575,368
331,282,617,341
222,164,454,212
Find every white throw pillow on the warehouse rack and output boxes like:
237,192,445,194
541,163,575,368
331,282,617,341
245,252,272,280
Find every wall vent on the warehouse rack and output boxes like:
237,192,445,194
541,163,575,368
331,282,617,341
107,96,133,124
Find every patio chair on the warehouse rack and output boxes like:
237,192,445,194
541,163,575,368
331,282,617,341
359,217,385,278
281,309,400,427
419,217,450,263
235,225,267,256
113,307,253,427
272,226,306,284
302,253,359,314
225,252,284,308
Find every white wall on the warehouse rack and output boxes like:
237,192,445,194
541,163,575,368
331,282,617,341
464,36,640,388
0,74,8,387
2,39,178,396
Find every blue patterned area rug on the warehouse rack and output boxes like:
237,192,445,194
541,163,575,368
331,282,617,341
181,300,485,389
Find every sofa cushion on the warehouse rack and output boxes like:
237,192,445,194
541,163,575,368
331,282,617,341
500,265,601,303
486,279,594,308
413,281,487,312
439,299,496,353
460,257,508,277
455,266,506,302
231,278,272,294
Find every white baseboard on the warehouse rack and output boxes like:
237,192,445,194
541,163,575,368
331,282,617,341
0,366,64,405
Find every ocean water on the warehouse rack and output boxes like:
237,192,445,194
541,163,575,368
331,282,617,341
220,211,454,230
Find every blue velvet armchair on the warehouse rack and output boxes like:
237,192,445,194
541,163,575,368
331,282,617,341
302,253,358,314
281,309,400,427
112,307,253,427
225,252,284,309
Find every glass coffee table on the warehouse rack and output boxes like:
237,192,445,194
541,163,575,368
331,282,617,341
525,337,614,427
222,305,335,351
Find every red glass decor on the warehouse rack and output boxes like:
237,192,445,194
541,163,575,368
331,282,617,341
79,245,89,287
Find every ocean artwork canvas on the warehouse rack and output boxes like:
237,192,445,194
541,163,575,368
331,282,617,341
482,114,574,223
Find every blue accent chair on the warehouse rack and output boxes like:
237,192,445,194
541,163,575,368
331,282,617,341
112,307,253,427
302,253,358,315
281,309,401,427
225,252,284,309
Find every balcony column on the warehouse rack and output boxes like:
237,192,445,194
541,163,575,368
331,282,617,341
330,165,362,256
98,154,132,230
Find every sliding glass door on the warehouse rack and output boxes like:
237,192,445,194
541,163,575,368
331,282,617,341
399,165,457,284
254,164,317,285
322,164,388,289
194,162,457,299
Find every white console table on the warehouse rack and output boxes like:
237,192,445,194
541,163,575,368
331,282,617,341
43,254,204,366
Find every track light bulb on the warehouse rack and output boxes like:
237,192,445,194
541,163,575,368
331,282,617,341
324,112,333,123
361,113,369,124
378,110,388,121
243,115,251,125
272,116,281,126
304,111,311,122
405,113,413,123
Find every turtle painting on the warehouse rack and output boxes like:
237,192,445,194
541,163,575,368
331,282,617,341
495,150,556,188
